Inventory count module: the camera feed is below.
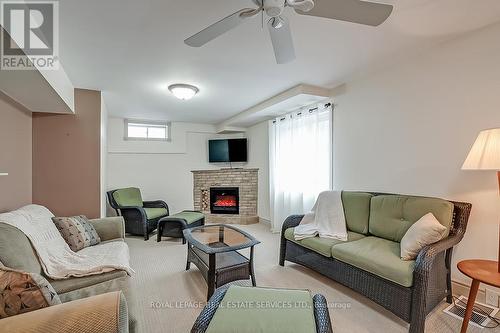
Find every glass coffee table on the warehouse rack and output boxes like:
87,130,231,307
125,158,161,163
183,224,260,300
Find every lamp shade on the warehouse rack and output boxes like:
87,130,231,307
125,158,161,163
462,128,500,170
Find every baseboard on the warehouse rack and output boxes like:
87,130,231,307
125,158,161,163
259,217,271,226
452,280,486,303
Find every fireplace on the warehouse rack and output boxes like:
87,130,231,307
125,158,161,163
193,169,258,224
210,187,239,215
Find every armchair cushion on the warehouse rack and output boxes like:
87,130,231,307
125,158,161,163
369,195,454,242
113,187,143,207
331,236,416,287
144,208,169,220
0,266,61,319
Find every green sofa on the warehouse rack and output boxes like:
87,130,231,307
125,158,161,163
0,216,129,302
279,191,472,333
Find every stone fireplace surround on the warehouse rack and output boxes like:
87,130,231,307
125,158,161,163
192,168,258,225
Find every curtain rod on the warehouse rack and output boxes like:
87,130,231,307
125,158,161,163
272,102,333,123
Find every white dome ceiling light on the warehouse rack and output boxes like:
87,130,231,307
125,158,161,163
168,84,199,100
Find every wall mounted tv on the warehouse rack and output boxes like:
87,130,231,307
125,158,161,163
209,138,248,163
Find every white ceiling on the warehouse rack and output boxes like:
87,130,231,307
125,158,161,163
58,0,500,124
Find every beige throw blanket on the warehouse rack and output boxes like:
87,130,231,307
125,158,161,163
294,191,348,241
0,205,133,279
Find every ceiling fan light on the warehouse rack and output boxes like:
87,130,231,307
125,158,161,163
270,17,284,29
168,84,199,100
286,0,315,12
264,0,285,17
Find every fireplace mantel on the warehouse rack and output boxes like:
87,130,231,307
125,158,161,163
191,168,259,174
192,168,258,225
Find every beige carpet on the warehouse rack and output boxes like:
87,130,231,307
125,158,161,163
122,223,499,333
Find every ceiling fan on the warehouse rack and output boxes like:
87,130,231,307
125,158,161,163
184,0,393,64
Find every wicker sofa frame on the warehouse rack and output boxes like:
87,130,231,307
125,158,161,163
279,194,471,333
107,189,170,241
191,284,333,333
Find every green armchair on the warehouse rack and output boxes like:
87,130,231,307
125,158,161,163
107,187,169,240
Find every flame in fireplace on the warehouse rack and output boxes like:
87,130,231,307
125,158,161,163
214,195,237,207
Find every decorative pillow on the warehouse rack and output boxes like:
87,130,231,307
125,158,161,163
0,266,61,318
400,213,447,260
51,215,101,252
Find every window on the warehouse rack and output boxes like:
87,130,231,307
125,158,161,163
269,103,333,232
125,120,170,141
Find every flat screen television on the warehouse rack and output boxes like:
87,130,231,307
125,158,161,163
209,138,248,163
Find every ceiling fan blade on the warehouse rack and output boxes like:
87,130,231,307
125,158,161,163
268,17,296,64
185,8,256,47
295,0,393,26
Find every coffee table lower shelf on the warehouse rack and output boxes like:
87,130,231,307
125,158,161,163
186,244,256,300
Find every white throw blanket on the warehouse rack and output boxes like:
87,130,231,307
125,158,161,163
294,191,348,241
0,205,134,279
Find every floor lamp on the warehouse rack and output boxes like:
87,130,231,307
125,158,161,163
462,128,500,272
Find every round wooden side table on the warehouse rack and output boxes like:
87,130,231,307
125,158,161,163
457,260,500,333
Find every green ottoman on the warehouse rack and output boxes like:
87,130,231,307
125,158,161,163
157,211,205,244
191,285,333,333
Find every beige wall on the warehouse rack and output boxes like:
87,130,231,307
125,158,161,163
0,94,32,212
246,121,270,221
100,95,108,217
33,89,102,218
333,22,500,286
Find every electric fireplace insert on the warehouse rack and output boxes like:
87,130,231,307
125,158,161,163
210,187,239,215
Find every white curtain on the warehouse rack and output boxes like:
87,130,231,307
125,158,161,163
269,103,333,232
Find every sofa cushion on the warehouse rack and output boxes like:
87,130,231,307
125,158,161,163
0,266,61,319
206,285,316,333
400,213,447,260
113,187,143,207
331,236,416,287
342,191,373,234
0,223,43,275
369,195,454,242
48,270,127,295
52,216,101,252
284,227,366,257
144,208,169,220
88,217,125,242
